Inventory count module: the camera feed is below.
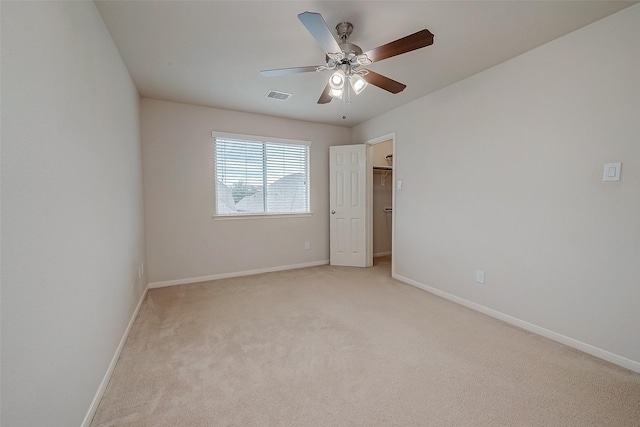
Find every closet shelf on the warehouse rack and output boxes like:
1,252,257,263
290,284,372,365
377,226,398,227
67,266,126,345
373,166,392,172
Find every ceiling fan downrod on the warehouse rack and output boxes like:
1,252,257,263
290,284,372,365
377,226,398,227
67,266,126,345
336,22,353,42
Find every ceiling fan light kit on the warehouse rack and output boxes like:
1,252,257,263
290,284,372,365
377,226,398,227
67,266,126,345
260,11,434,111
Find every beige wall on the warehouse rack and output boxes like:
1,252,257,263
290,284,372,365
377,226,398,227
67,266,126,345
1,2,146,426
353,5,640,370
141,99,351,285
372,139,393,168
3,6,639,427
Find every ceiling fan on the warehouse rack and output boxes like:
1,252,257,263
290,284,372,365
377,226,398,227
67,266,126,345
260,12,434,104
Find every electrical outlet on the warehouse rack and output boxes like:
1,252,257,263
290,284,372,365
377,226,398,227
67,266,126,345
304,242,310,250
476,270,485,284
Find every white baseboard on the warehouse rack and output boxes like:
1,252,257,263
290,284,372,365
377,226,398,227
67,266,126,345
393,273,640,374
374,251,391,258
81,284,149,427
149,260,330,289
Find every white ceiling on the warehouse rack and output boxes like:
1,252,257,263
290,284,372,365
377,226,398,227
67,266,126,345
95,1,636,127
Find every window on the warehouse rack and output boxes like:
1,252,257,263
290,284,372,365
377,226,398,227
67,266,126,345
213,132,311,216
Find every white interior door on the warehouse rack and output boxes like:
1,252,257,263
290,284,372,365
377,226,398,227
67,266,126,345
330,145,368,267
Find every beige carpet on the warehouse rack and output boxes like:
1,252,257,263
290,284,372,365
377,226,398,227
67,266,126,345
91,257,640,426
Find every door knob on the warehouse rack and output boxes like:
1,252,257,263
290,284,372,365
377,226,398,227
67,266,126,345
331,210,336,214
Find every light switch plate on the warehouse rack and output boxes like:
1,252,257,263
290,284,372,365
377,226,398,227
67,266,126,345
603,163,621,181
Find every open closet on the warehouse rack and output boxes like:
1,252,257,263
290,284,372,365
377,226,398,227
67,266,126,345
372,139,393,261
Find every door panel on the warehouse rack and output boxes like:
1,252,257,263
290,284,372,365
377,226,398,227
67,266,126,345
330,145,367,267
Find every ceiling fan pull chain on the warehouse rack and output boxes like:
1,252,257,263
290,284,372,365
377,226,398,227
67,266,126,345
342,86,348,120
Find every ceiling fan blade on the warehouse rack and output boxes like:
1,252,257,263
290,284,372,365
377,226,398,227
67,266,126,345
317,83,332,104
363,29,434,63
260,65,321,77
298,12,341,55
362,70,406,94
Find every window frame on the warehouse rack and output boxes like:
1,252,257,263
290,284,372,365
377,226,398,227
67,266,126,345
212,131,312,219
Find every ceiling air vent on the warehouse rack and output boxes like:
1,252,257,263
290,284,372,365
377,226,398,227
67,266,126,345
265,90,291,101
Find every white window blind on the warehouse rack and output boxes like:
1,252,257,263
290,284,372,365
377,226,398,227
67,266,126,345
214,133,310,216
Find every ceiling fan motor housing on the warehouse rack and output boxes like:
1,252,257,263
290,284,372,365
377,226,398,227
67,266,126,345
335,22,363,60
339,42,363,57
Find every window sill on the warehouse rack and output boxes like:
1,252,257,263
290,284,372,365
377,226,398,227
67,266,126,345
213,212,314,221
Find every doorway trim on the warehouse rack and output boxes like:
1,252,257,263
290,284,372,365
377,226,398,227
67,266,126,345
366,132,396,274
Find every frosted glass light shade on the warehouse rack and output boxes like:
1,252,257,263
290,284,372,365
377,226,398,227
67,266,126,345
329,70,346,90
350,74,368,94
329,87,343,99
